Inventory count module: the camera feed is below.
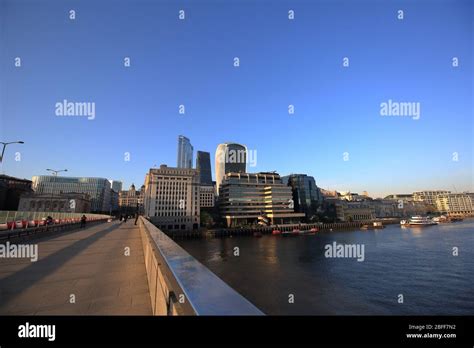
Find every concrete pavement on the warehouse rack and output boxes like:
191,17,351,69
0,220,152,315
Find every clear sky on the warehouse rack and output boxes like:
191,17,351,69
1,0,472,198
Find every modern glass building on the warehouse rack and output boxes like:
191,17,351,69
196,151,212,185
215,143,247,195
281,174,323,220
177,135,193,169
31,176,111,212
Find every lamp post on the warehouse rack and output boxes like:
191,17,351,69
0,141,24,163
46,168,68,212
46,168,68,177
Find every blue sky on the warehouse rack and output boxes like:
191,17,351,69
1,0,472,197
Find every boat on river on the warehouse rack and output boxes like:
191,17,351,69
400,216,437,227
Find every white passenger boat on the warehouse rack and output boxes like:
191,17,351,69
400,216,438,227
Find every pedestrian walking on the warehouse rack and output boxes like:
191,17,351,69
134,213,139,225
80,215,87,228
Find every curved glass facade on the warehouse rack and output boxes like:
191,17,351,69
215,143,247,195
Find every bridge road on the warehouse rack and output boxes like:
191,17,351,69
0,221,152,315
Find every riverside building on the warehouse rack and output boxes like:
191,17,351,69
335,201,375,222
435,193,473,215
413,190,450,207
218,172,305,227
282,174,323,220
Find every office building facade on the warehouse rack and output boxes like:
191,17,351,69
31,176,111,212
144,165,200,232
282,174,323,220
199,185,215,208
18,193,91,213
435,193,473,215
335,201,375,222
119,184,145,214
218,172,305,227
413,190,450,207
196,151,212,185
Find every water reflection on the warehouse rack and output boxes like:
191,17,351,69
179,221,474,315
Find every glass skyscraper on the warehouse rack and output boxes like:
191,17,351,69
196,151,212,185
177,135,193,169
110,180,123,192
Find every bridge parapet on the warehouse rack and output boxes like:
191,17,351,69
138,216,264,315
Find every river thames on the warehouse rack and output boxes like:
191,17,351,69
179,220,474,315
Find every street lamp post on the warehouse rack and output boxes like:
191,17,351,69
46,168,68,213
0,141,24,163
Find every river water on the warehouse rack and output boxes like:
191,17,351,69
178,221,474,315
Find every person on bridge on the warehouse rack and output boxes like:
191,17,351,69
134,213,139,225
123,215,128,223
46,216,53,225
80,215,87,228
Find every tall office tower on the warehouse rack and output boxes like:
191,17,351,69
177,135,193,169
143,165,200,232
196,151,212,185
31,176,111,212
110,180,123,193
215,143,247,195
